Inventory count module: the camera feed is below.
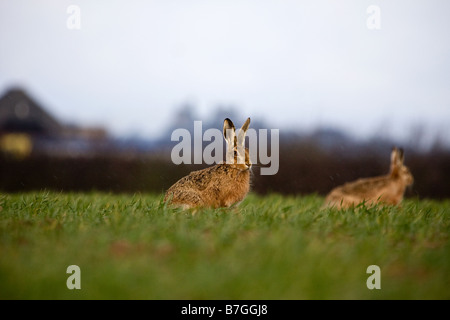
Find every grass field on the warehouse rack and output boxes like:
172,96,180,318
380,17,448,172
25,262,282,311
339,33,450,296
0,191,448,299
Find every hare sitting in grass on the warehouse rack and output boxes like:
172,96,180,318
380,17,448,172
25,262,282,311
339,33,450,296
164,118,252,209
324,147,414,209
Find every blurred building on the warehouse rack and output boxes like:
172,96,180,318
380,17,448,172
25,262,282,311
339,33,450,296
0,88,108,158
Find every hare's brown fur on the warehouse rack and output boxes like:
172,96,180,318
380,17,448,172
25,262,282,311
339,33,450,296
325,148,413,209
164,163,250,209
164,118,252,209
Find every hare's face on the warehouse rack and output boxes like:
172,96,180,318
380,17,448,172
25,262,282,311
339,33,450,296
230,147,252,171
400,165,414,186
223,117,251,171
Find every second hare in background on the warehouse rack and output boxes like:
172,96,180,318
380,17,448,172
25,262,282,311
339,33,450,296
324,147,414,209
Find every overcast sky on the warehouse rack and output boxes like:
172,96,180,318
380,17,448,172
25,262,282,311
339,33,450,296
0,0,449,146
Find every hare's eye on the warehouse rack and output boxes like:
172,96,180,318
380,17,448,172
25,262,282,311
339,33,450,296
234,150,238,157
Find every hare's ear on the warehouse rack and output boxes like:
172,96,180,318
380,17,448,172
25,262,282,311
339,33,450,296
390,147,402,175
391,147,398,163
391,147,404,164
398,148,405,163
224,118,236,164
237,117,251,147
223,118,236,146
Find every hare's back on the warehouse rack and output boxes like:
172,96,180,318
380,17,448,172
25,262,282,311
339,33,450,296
336,176,390,196
169,166,219,192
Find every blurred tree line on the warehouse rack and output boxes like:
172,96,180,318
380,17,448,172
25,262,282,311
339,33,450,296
1,90,449,199
1,139,449,200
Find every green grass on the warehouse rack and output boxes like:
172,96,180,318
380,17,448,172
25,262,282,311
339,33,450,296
0,191,448,299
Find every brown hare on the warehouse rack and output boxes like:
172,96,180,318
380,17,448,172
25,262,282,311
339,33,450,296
164,118,252,209
324,147,414,209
